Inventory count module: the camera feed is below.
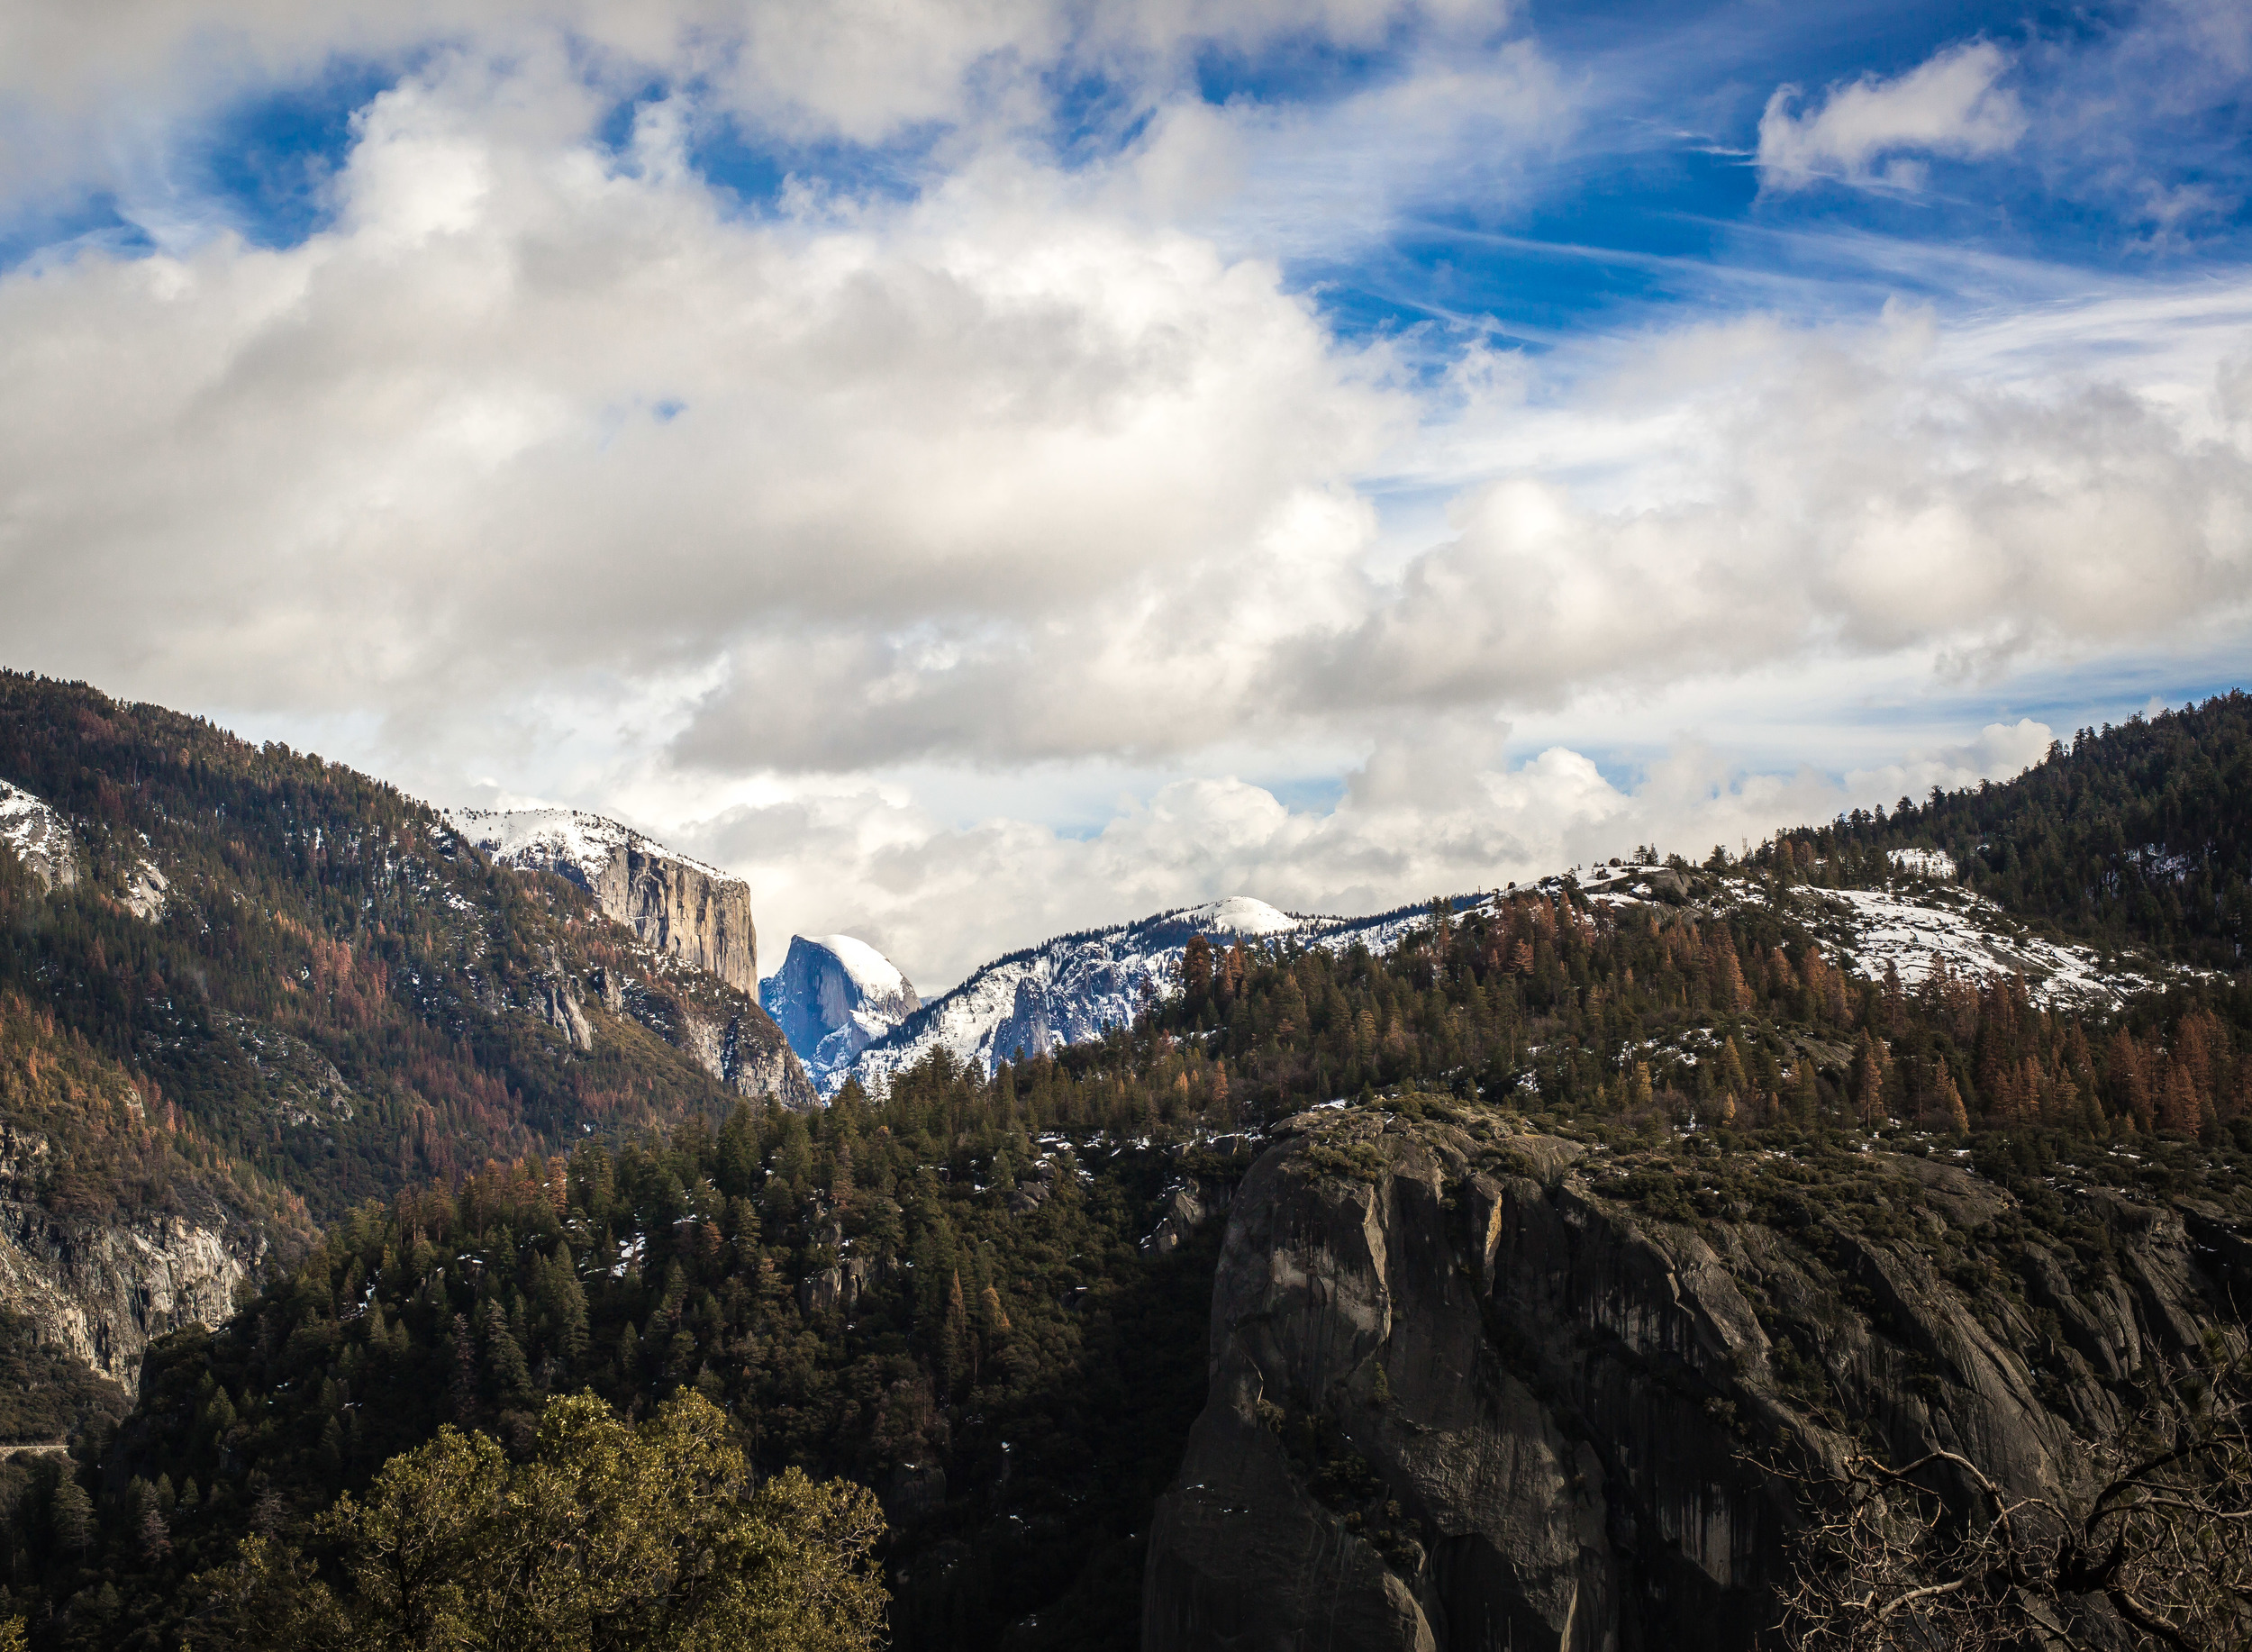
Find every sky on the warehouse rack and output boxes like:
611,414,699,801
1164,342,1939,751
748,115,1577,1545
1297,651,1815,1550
1,0,2248,992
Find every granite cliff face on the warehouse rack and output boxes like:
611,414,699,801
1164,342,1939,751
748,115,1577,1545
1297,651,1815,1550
595,835,758,994
445,807,812,1105
444,807,758,993
0,1202,264,1400
1144,1107,2245,1651
761,934,921,1081
0,1124,270,1407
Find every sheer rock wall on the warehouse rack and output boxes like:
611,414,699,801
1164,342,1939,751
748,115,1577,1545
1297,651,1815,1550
1143,1111,2242,1652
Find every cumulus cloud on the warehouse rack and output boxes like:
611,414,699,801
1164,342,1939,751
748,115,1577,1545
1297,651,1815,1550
0,50,1402,762
3,57,2246,799
1301,304,2252,717
1757,41,2026,192
0,6,2245,989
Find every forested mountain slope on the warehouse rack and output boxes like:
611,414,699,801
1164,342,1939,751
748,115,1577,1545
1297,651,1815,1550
1761,691,2252,966
0,675,805,1419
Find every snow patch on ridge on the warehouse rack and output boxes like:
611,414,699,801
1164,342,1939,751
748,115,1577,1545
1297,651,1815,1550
1886,848,1957,880
1805,885,2164,1009
440,805,733,886
807,933,907,997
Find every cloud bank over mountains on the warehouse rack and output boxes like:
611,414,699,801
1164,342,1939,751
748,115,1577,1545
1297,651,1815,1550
0,0,2247,988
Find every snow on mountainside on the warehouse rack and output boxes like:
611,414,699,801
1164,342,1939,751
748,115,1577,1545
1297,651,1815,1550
1806,885,2170,1007
0,780,78,891
761,935,922,1082
1885,848,1957,880
833,895,1458,1096
441,805,761,995
440,806,733,887
1576,859,2192,1011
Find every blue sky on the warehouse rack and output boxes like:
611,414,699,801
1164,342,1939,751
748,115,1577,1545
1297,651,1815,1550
61,2,2250,318
0,0,2247,985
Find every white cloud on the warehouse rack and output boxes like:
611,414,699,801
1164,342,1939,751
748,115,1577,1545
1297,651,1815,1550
674,718,2060,991
1757,41,2026,192
0,12,2246,994
1305,300,2252,720
3,58,2245,834
0,0,1467,221
0,50,1403,767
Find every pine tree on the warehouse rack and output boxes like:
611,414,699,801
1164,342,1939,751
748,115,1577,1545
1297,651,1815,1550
1938,1065,1969,1134
1720,1039,1749,1103
451,1313,478,1423
1182,936,1213,1011
941,1270,971,1397
1851,1034,1886,1125
138,1502,171,1562
50,1475,92,1555
1793,1060,1821,1127
534,1244,590,1362
979,1284,1011,1339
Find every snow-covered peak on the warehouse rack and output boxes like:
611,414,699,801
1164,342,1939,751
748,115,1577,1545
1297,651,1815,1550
806,933,907,996
762,934,921,1079
444,806,625,876
1177,895,1299,937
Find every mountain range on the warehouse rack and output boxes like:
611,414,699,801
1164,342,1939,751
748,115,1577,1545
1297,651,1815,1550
0,676,2246,1652
0,668,2217,1417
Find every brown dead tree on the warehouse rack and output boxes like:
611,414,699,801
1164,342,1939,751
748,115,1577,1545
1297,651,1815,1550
1769,1366,2252,1651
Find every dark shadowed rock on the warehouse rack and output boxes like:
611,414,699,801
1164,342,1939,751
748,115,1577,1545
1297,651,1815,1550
1143,1108,2241,1652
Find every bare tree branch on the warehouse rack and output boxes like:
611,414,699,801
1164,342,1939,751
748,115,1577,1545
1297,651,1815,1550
1765,1359,2252,1652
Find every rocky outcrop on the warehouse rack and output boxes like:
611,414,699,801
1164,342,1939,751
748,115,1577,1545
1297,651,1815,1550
535,976,595,1052
0,1204,264,1396
1143,1108,2243,1652
800,1255,889,1318
445,807,758,993
1141,1178,1233,1257
762,935,920,1079
123,858,169,921
625,976,817,1110
0,781,78,892
0,1122,268,1402
701,1006,817,1110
